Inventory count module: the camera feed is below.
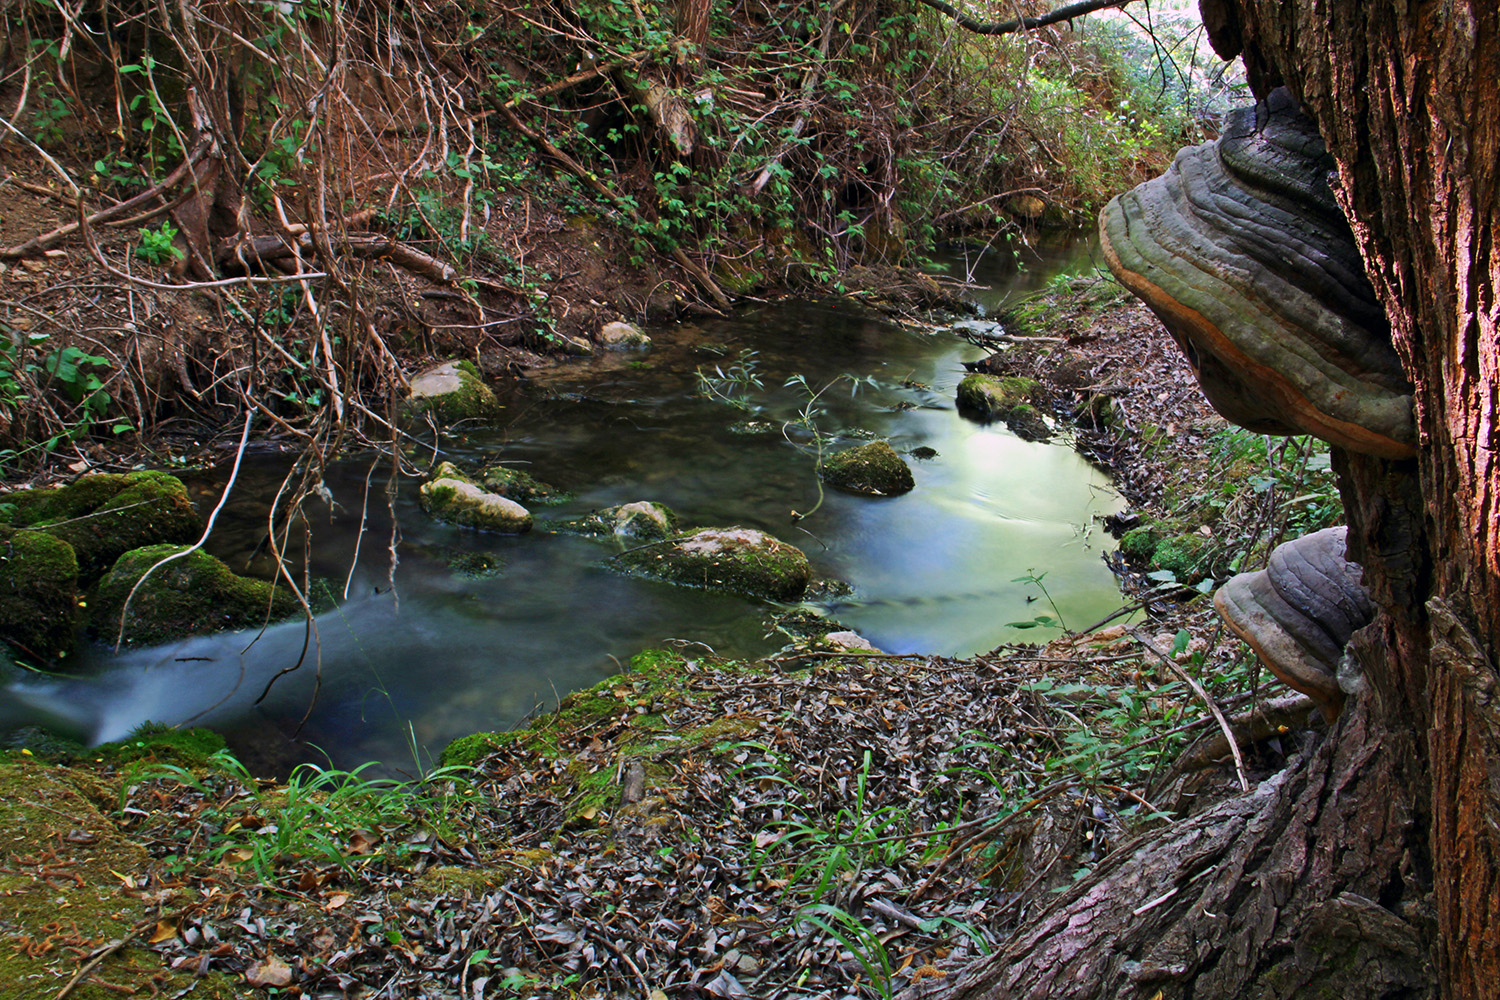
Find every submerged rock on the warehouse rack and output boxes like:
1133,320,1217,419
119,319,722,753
478,465,569,505
0,527,79,658
819,441,915,496
406,360,503,424
615,526,809,601
599,320,651,350
89,544,301,647
0,471,199,582
420,464,533,534
562,501,680,542
956,374,1050,441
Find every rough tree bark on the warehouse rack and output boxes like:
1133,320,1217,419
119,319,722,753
904,2,1499,997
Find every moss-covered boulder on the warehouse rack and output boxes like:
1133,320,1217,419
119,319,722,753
89,544,301,647
819,440,915,496
559,501,680,542
616,526,809,600
420,462,532,533
478,464,570,504
0,527,78,658
0,471,199,582
406,360,504,423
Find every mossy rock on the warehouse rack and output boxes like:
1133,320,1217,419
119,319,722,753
420,479,533,534
956,374,1041,421
478,464,570,504
89,544,302,647
1004,403,1052,442
599,320,652,349
1119,526,1161,563
406,360,504,423
0,526,79,658
558,501,680,542
615,526,810,600
0,471,200,583
1152,533,1211,582
819,440,915,496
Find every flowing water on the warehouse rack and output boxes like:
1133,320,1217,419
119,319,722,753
4,236,1123,772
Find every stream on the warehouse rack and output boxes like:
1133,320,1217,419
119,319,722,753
5,236,1124,773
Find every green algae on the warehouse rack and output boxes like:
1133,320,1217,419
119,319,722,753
88,544,301,647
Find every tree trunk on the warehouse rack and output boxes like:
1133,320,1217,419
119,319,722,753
909,2,1500,997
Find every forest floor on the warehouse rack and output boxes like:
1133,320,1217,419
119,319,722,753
0,278,1333,999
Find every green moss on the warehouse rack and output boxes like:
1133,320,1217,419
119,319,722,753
615,527,810,600
0,526,79,657
1118,526,1160,563
819,440,915,496
1152,534,1211,582
1,472,200,584
1004,402,1051,442
405,361,504,424
956,374,1042,423
92,722,227,766
88,544,301,647
0,760,239,999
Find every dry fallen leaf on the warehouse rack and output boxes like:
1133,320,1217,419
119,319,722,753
245,955,293,988
148,918,180,944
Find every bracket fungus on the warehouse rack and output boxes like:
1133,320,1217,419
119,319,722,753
1100,89,1415,458
1214,526,1374,721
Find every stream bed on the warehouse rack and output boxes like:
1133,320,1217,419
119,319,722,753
6,238,1124,772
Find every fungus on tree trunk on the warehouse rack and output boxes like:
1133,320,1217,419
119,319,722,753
1099,88,1416,459
1214,526,1374,720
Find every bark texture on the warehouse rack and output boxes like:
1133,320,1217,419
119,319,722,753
908,2,1499,997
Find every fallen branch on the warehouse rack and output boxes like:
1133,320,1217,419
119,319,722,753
0,136,213,259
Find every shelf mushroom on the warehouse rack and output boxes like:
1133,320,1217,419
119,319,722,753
1100,88,1416,458
1214,526,1374,720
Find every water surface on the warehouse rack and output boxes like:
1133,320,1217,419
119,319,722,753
7,240,1123,771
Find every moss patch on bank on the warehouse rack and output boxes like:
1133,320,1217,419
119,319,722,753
441,648,768,822
0,759,237,999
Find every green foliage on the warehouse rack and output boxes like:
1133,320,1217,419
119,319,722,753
122,750,482,880
751,749,911,906
694,349,764,411
135,221,184,265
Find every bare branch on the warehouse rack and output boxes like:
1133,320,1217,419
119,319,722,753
914,0,1135,36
